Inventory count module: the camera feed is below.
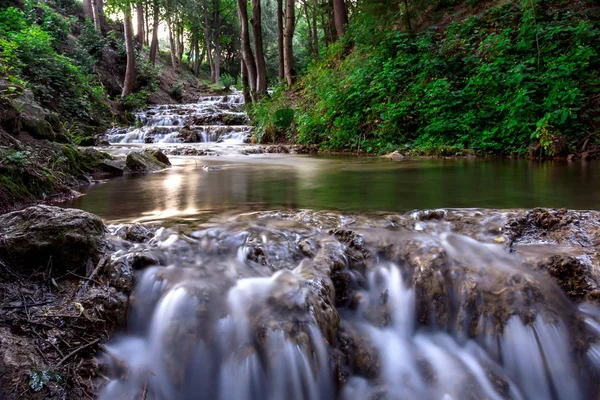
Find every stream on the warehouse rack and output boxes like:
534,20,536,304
57,94,600,399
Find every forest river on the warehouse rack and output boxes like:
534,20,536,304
56,93,600,399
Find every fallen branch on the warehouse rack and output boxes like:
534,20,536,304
56,338,101,368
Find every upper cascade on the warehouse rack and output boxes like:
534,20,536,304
106,91,252,145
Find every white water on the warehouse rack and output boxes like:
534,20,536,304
99,215,600,400
106,92,252,145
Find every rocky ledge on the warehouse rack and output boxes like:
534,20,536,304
1,206,599,398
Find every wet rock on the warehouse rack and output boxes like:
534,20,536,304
147,149,171,166
535,255,600,302
382,151,405,161
0,205,106,275
413,209,447,221
114,224,156,243
178,125,200,142
125,150,170,173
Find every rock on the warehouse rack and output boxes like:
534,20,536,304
178,126,200,142
0,205,106,275
125,150,170,173
148,149,171,166
114,223,156,243
383,151,405,161
535,255,600,302
96,159,126,177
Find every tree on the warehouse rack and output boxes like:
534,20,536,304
332,0,347,37
122,4,137,96
251,0,267,94
277,0,284,81
136,1,145,47
236,0,257,93
149,0,160,64
283,0,295,85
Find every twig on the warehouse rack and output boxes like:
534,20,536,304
56,338,101,368
31,328,65,359
67,271,102,286
141,383,148,400
2,300,56,309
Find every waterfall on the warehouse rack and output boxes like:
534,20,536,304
99,212,600,399
105,92,252,145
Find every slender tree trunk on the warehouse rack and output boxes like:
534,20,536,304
167,16,180,70
403,0,412,32
235,0,257,92
177,21,184,66
144,1,150,45
303,0,313,56
96,0,108,32
83,0,93,20
203,0,216,82
251,0,267,94
320,0,328,47
149,0,160,64
284,0,296,86
277,0,284,81
328,0,336,41
332,0,348,38
312,0,318,57
213,0,221,83
241,59,251,104
136,2,145,48
122,5,137,97
90,0,100,30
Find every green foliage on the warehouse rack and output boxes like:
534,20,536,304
250,85,296,143
28,370,62,392
0,5,109,121
169,82,184,101
220,74,236,90
0,148,32,167
120,89,150,111
275,0,600,154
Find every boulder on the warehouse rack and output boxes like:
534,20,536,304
0,205,106,275
125,150,170,173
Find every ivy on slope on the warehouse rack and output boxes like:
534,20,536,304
291,0,600,154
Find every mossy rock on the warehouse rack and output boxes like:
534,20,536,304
0,205,106,275
125,150,170,173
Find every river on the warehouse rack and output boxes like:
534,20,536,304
56,93,600,400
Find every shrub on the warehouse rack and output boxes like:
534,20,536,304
220,74,236,90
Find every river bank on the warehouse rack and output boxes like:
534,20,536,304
1,205,599,398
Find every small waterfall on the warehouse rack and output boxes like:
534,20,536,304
105,91,252,144
100,212,600,399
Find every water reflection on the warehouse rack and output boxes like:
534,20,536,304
56,155,600,223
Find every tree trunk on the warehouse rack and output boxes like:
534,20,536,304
136,2,145,48
96,0,108,32
303,0,313,56
313,0,318,57
213,0,221,84
284,0,296,86
403,0,412,32
167,16,180,70
203,0,216,82
122,5,137,97
235,0,257,92
251,0,267,94
144,1,150,45
83,0,93,20
241,59,252,104
277,0,284,81
149,0,160,64
90,0,100,30
177,21,184,67
332,0,348,38
328,0,336,41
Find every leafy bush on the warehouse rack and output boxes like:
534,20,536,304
271,0,600,154
220,74,236,90
0,5,108,121
169,82,184,101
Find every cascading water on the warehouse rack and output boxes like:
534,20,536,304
105,92,252,144
99,210,600,399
